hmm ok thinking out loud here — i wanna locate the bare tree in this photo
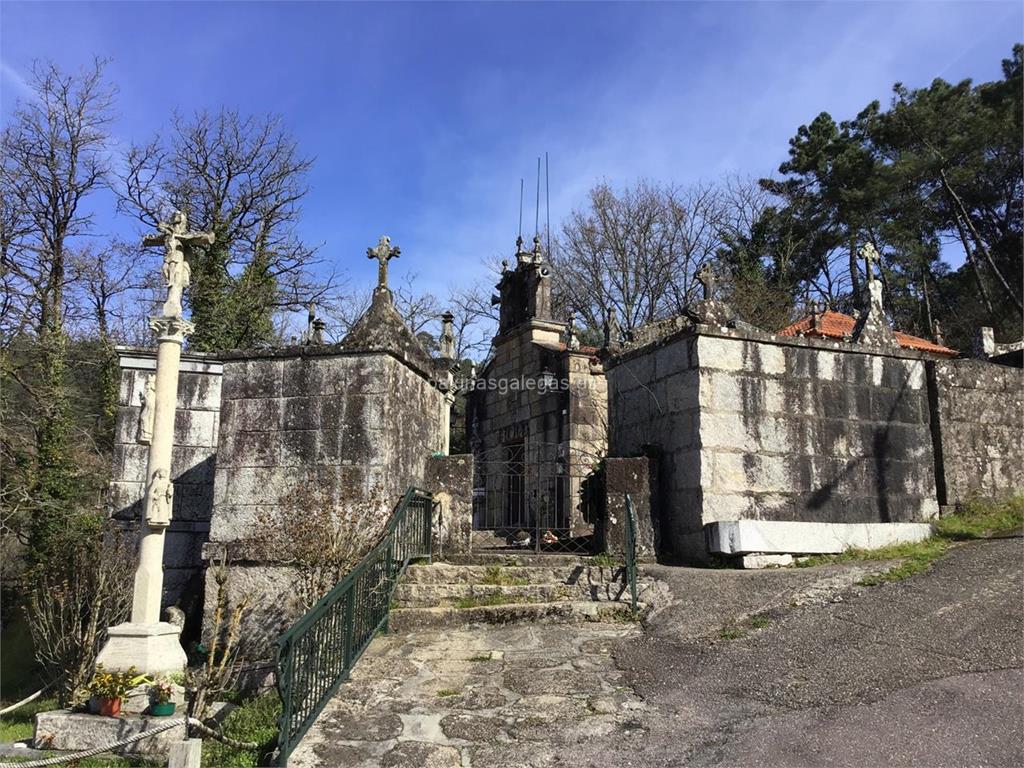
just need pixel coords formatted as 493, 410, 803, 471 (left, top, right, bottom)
552, 180, 733, 336
446, 280, 498, 360
0, 58, 115, 343
117, 109, 339, 350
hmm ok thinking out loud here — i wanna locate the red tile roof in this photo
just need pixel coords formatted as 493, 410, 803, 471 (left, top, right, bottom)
779, 310, 957, 357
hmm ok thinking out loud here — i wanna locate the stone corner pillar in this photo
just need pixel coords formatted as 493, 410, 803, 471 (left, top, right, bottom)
424, 454, 475, 556
603, 457, 656, 559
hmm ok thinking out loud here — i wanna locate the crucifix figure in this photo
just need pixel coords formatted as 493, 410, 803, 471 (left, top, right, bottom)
696, 262, 716, 301
859, 242, 884, 313
367, 235, 400, 291
142, 210, 215, 318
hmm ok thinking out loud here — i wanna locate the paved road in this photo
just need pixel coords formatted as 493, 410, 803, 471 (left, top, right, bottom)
294, 538, 1023, 768
585, 537, 1024, 767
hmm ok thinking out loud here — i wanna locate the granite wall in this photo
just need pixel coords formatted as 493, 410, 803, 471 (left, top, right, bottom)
606, 328, 942, 562
108, 349, 222, 615
204, 347, 448, 655
931, 358, 1024, 505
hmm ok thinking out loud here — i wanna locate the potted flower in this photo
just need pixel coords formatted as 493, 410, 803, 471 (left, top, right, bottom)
87, 665, 139, 717
149, 677, 176, 716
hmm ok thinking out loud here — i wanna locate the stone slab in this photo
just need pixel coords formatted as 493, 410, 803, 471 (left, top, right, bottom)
33, 709, 185, 758
740, 553, 795, 569
706, 520, 932, 556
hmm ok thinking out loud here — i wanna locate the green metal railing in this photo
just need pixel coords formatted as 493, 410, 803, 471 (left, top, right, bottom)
275, 487, 433, 766
624, 492, 639, 613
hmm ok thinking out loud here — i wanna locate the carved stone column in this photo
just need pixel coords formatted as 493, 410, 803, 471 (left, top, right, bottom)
96, 316, 194, 674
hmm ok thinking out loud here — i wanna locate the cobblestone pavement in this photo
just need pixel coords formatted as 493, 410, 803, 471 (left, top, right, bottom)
290, 621, 648, 768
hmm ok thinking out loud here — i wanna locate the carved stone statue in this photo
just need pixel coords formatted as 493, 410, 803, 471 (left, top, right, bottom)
137, 375, 156, 444
367, 235, 400, 291
604, 307, 622, 348
142, 210, 215, 318
145, 468, 173, 528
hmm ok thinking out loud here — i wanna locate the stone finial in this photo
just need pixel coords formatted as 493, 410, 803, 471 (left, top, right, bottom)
852, 243, 897, 348
312, 318, 326, 345
367, 235, 400, 291
603, 307, 622, 348
695, 262, 716, 301
932, 320, 945, 347
142, 210, 214, 319
860, 242, 884, 314
532, 235, 543, 262
439, 311, 456, 359
975, 326, 996, 358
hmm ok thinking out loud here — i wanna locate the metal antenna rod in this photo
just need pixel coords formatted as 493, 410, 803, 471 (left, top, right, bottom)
518, 178, 524, 241
535, 156, 541, 237
545, 152, 551, 256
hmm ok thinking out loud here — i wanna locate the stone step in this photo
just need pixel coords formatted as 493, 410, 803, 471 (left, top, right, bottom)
441, 553, 605, 567
403, 562, 625, 586
393, 582, 619, 608
387, 599, 640, 632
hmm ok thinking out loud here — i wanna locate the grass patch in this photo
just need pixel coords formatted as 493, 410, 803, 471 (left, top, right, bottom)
436, 688, 460, 698
591, 553, 624, 568
478, 566, 528, 586
201, 692, 281, 768
719, 626, 748, 640
796, 497, 1023, 585
0, 697, 58, 743
452, 594, 537, 609
720, 613, 772, 640
467, 654, 492, 662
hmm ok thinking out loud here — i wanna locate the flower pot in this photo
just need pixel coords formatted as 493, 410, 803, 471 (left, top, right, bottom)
150, 701, 176, 717
97, 697, 121, 717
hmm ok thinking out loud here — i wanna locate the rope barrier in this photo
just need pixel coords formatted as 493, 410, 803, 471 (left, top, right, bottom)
0, 716, 260, 768
0, 690, 44, 717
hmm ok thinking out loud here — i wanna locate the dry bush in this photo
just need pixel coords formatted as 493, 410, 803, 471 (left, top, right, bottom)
24, 516, 136, 706
246, 484, 391, 612
186, 552, 250, 722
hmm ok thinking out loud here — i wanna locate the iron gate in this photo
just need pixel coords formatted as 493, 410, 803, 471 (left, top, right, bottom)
472, 442, 602, 554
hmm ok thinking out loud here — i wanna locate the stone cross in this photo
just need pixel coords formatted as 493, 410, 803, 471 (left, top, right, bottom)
142, 210, 214, 318
859, 243, 884, 313
367, 235, 400, 291
696, 262, 716, 301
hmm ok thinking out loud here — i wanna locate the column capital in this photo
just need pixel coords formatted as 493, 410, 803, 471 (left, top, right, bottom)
149, 315, 196, 343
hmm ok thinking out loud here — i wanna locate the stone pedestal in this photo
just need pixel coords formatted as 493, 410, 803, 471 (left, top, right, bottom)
94, 622, 187, 675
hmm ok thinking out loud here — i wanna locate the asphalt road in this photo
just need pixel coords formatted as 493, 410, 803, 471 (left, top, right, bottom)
573, 537, 1024, 768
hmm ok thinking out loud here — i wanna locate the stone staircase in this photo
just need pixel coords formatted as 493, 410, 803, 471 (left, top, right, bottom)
388, 555, 644, 631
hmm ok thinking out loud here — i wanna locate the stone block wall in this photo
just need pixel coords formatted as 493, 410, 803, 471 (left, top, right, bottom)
696, 333, 938, 534
205, 348, 447, 654
606, 336, 702, 559
931, 358, 1024, 505
606, 328, 942, 562
108, 349, 222, 612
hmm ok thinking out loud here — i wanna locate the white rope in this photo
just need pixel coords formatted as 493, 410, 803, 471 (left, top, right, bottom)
0, 689, 44, 716
0, 716, 260, 768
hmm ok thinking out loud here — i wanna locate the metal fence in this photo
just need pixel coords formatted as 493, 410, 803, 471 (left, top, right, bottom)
275, 487, 433, 766
624, 492, 639, 613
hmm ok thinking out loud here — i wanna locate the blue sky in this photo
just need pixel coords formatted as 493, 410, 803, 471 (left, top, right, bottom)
1, 1, 1020, 304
